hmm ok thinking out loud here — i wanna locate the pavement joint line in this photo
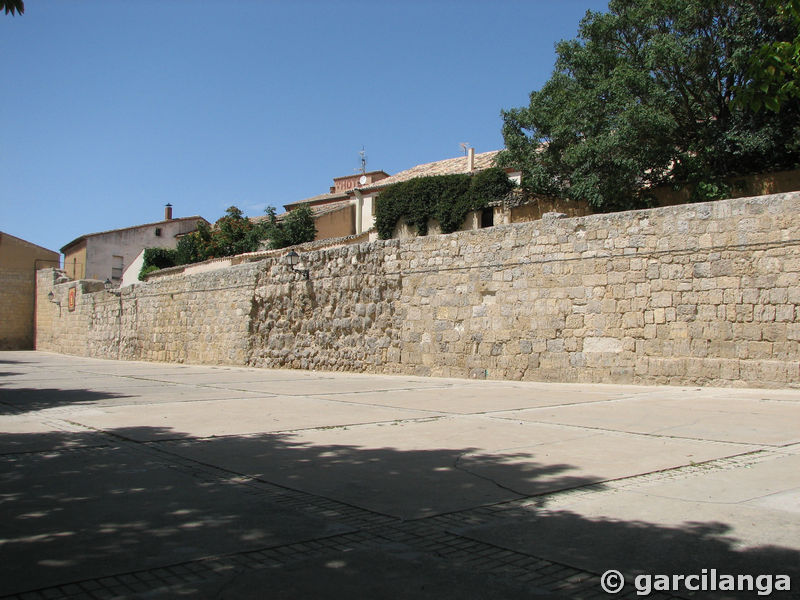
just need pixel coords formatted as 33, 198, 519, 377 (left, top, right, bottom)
415, 448, 778, 526
466, 392, 665, 417
248, 414, 448, 434
280, 384, 461, 398
485, 414, 769, 447
452, 450, 533, 497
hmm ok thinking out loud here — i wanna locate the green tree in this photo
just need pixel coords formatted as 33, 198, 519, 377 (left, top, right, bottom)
211, 206, 265, 256
2, 0, 24, 15
498, 0, 800, 212
262, 204, 317, 249
173, 229, 209, 265
144, 208, 267, 276
739, 0, 800, 112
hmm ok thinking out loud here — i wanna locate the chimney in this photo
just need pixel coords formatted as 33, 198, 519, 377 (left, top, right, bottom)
164, 203, 173, 220
467, 147, 475, 172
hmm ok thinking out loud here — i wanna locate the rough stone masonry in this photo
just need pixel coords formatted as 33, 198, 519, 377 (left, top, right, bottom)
36, 191, 800, 388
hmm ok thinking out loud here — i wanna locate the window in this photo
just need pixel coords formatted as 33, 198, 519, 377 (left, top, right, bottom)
111, 255, 123, 281
155, 228, 162, 237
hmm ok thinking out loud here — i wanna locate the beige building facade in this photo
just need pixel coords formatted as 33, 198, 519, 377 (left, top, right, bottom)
0, 232, 60, 349
61, 206, 208, 283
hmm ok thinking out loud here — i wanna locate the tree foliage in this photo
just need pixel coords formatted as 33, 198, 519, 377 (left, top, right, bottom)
138, 204, 320, 279
739, 0, 800, 112
170, 206, 266, 263
498, 0, 800, 212
139, 208, 271, 279
374, 167, 515, 239
262, 204, 317, 249
1, 0, 23, 15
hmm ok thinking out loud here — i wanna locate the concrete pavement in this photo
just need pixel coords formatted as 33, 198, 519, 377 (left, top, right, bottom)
1, 351, 799, 599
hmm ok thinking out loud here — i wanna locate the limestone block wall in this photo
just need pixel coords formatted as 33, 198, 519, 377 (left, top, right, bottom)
36, 192, 800, 388
38, 263, 259, 366
392, 197, 800, 386
36, 270, 113, 356
0, 269, 36, 350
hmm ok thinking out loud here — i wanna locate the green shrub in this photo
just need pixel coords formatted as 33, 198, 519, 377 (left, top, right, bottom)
691, 181, 732, 203
143, 247, 178, 269
138, 264, 160, 281
138, 247, 178, 280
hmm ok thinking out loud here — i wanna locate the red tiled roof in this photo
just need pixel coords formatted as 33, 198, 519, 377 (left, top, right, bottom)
358, 150, 502, 192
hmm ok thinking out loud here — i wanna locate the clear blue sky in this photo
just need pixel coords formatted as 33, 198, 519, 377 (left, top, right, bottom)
1, 0, 608, 256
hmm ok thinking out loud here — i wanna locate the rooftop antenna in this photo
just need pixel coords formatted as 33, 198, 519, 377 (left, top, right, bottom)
359, 147, 367, 174
460, 142, 471, 156
355, 147, 368, 186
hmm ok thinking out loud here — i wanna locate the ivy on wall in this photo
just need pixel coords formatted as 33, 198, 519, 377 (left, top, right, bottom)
374, 167, 515, 239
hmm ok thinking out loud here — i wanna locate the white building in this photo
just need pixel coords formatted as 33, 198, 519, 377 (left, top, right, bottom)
60, 205, 209, 283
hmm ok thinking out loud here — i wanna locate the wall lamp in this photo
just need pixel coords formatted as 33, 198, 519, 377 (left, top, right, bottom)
283, 250, 309, 279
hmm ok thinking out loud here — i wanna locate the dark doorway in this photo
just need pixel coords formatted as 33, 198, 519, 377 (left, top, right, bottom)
481, 207, 494, 228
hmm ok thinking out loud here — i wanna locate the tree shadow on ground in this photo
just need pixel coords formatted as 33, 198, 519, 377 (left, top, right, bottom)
0, 356, 26, 379
0, 387, 132, 416
0, 399, 798, 598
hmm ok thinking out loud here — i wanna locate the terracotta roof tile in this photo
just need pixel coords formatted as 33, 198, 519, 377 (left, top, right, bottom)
283, 191, 350, 209
251, 200, 352, 224
359, 150, 502, 192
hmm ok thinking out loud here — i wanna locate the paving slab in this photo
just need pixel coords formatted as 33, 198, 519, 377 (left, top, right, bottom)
0, 415, 106, 454
144, 548, 564, 600
69, 396, 438, 440
67, 362, 226, 376
457, 449, 800, 598
0, 443, 351, 596
0, 373, 112, 385
131, 370, 329, 386
2, 351, 800, 600
311, 385, 645, 414
199, 377, 457, 396
508, 395, 800, 445
162, 416, 756, 519
0, 384, 269, 416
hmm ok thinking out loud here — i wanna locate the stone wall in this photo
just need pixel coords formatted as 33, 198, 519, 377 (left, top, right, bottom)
0, 269, 36, 350
1, 232, 60, 350
36, 192, 800, 388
